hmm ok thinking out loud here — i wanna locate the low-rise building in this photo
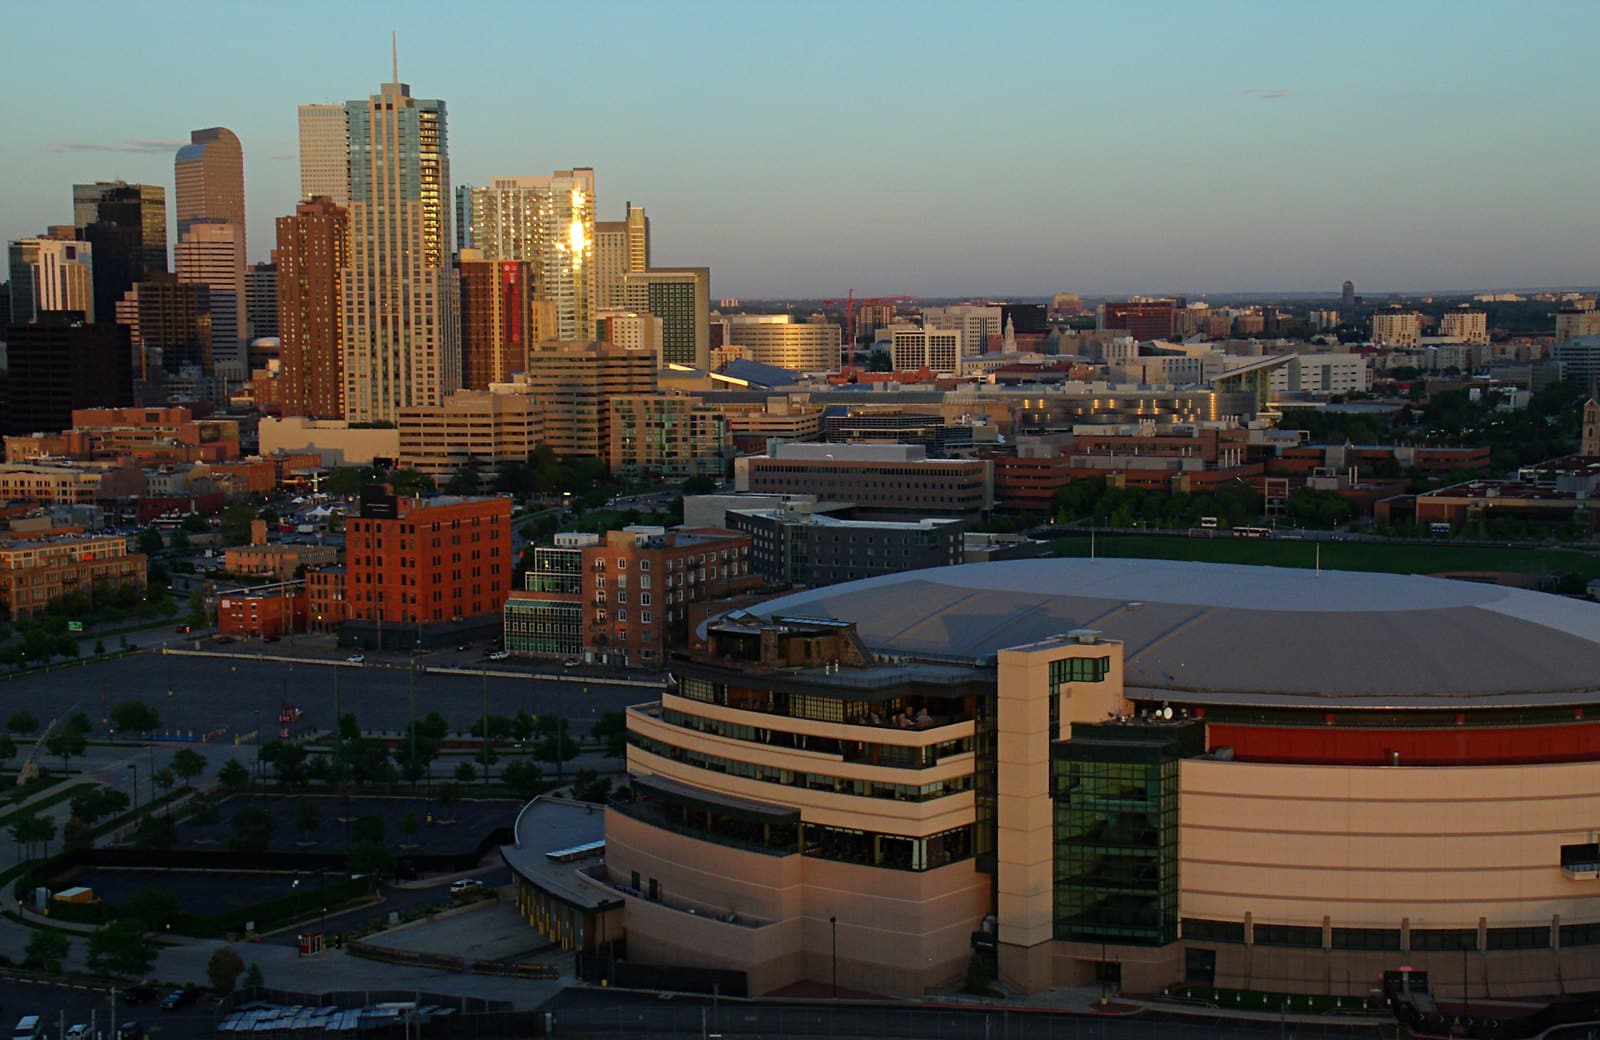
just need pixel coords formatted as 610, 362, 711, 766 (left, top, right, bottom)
397, 391, 543, 479
608, 395, 731, 481
727, 504, 963, 589
222, 542, 338, 580
257, 417, 400, 467
217, 583, 308, 639
306, 565, 347, 632
503, 532, 597, 659
735, 443, 992, 521
0, 531, 146, 621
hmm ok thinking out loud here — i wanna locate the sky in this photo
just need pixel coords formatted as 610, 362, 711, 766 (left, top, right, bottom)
3, 0, 1597, 299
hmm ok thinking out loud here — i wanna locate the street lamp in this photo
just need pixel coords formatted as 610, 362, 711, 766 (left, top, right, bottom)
126, 763, 138, 813
829, 915, 838, 997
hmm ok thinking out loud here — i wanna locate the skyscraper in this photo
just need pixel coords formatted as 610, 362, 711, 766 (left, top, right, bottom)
622, 267, 710, 369
115, 274, 210, 375
8, 237, 95, 323
275, 196, 348, 418
458, 249, 533, 389
1341, 280, 1355, 308
174, 127, 246, 252
245, 262, 278, 340
340, 74, 459, 422
175, 222, 247, 377
595, 201, 650, 310
77, 182, 167, 320
459, 169, 596, 341
1, 312, 132, 436
298, 104, 350, 206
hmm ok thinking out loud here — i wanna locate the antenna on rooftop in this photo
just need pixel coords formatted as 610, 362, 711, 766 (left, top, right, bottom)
391, 31, 399, 83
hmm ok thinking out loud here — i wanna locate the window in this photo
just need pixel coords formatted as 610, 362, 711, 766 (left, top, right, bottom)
1253, 924, 1322, 949
1183, 919, 1245, 944
1050, 656, 1112, 685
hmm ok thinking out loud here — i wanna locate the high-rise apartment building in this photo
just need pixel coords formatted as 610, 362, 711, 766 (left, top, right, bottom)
1, 313, 132, 437
174, 127, 246, 252
78, 183, 167, 321
1439, 306, 1488, 345
1556, 310, 1600, 343
245, 262, 278, 340
594, 202, 650, 310
458, 170, 596, 341
622, 267, 710, 370
723, 314, 841, 371
275, 196, 349, 418
115, 275, 210, 375
174, 222, 247, 377
1371, 307, 1423, 347
924, 304, 1002, 357
8, 238, 95, 323
340, 77, 460, 422
458, 249, 533, 389
297, 104, 351, 206
518, 340, 657, 458
608, 394, 731, 480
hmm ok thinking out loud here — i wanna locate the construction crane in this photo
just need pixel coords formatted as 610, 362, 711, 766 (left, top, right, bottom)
821, 290, 918, 368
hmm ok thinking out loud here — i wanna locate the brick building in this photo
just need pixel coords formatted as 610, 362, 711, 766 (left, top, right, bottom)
581, 526, 757, 667
217, 584, 308, 639
734, 443, 992, 521
306, 565, 347, 631
344, 488, 512, 644
0, 532, 146, 621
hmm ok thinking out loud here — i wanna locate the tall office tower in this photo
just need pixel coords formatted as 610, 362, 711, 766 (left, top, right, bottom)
923, 304, 1003, 356
460, 169, 596, 340
174, 222, 246, 377
594, 201, 650, 310
0, 313, 132, 436
1341, 280, 1356, 308
340, 75, 459, 422
458, 249, 533, 389
245, 262, 278, 340
116, 275, 211, 374
174, 128, 246, 251
621, 267, 710, 369
275, 197, 349, 418
78, 183, 167, 320
298, 104, 350, 206
8, 238, 95, 323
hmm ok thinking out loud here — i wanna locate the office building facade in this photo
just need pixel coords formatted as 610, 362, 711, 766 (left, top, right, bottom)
735, 443, 992, 521
174, 221, 247, 377
886, 324, 962, 373
623, 268, 710, 370
275, 197, 349, 418
344, 487, 511, 628
174, 127, 246, 250
518, 341, 657, 459
724, 315, 841, 371
608, 395, 732, 480
1, 314, 132, 437
458, 250, 533, 389
1098, 299, 1177, 341
78, 183, 167, 322
728, 507, 964, 588
396, 390, 543, 478
297, 104, 350, 206
8, 238, 95, 323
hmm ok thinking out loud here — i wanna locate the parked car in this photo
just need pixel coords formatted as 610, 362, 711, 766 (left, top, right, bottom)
158, 989, 195, 1011
116, 1022, 143, 1040
563, 658, 582, 669
345, 653, 365, 664
173, 624, 192, 634
263, 634, 280, 643
120, 985, 158, 1005
65, 1025, 90, 1040
213, 635, 235, 645
449, 879, 484, 895
487, 650, 510, 661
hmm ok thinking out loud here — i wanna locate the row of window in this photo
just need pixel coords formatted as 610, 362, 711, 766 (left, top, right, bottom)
1182, 919, 1582, 952
629, 732, 973, 802
659, 707, 973, 768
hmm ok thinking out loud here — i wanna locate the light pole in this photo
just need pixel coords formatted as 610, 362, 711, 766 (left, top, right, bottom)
126, 763, 138, 813
829, 915, 838, 997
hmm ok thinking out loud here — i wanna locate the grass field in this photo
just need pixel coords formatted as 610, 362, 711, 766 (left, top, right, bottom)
1046, 533, 1600, 582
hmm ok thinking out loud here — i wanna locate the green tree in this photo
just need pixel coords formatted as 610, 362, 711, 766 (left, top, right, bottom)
501, 759, 544, 799
186, 588, 208, 630
24, 929, 69, 974
109, 699, 161, 736
170, 527, 191, 552
207, 945, 245, 994
443, 457, 483, 496
135, 529, 164, 556
259, 740, 309, 786
230, 806, 276, 854
170, 748, 207, 787
70, 787, 129, 825
592, 711, 628, 756
132, 815, 177, 850
453, 760, 477, 783
7, 713, 38, 736
217, 758, 250, 794
87, 917, 155, 977
352, 814, 384, 844
66, 712, 92, 736
62, 817, 94, 851
295, 799, 322, 842
219, 504, 257, 546
152, 767, 176, 805
126, 887, 181, 931
388, 468, 436, 496
10, 813, 57, 861
0, 734, 17, 765
44, 725, 87, 772
400, 810, 420, 846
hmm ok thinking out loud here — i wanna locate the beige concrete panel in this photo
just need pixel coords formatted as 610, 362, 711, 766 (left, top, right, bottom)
620, 894, 804, 994
605, 809, 803, 922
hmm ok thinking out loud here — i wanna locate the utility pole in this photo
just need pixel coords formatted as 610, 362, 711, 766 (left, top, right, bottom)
481, 667, 490, 787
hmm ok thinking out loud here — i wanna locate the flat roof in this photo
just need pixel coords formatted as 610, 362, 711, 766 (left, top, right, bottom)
743, 558, 1600, 702
499, 798, 615, 911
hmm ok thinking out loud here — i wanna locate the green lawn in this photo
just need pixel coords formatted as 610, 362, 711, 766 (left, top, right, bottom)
1047, 533, 1600, 582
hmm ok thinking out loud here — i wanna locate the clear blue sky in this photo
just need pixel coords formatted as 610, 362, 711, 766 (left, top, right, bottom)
3, 0, 1596, 298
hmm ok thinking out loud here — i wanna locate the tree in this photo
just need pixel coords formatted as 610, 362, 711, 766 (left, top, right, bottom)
170, 528, 191, 552
66, 712, 92, 736
9, 813, 56, 861
572, 768, 612, 804
24, 929, 69, 974
443, 457, 483, 496
109, 699, 161, 737
453, 760, 477, 783
131, 815, 177, 850
400, 810, 420, 846
186, 588, 208, 630
207, 945, 245, 995
152, 768, 176, 805
295, 799, 322, 842
244, 962, 264, 989
87, 917, 156, 977
219, 504, 257, 546
170, 748, 207, 787
70, 787, 129, 825
348, 840, 395, 883
126, 887, 181, 931
135, 529, 164, 556
44, 726, 86, 773
592, 711, 628, 756
217, 758, 250, 794
501, 759, 544, 799
680, 474, 717, 496
62, 816, 94, 851
352, 814, 384, 845
259, 740, 308, 786
7, 713, 38, 736
0, 734, 17, 766
437, 782, 461, 821
230, 806, 276, 854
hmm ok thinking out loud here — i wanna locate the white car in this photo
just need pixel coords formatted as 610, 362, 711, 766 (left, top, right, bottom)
346, 653, 365, 664
449, 879, 484, 895
487, 650, 510, 661
66, 1026, 90, 1040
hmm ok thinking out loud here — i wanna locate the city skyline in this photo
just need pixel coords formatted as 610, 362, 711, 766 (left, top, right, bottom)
3, 0, 1598, 297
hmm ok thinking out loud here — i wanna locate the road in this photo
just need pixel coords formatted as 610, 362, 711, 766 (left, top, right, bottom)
544, 990, 1388, 1040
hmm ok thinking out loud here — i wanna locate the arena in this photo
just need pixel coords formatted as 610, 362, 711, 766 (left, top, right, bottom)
514, 557, 1600, 1000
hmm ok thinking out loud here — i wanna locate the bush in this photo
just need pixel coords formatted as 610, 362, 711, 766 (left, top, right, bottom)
207, 945, 245, 994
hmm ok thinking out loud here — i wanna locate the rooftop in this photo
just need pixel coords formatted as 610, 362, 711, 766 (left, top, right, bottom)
498, 798, 615, 911
742, 558, 1600, 705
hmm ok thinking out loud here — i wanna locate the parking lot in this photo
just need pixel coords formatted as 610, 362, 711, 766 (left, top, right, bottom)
0, 652, 649, 747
